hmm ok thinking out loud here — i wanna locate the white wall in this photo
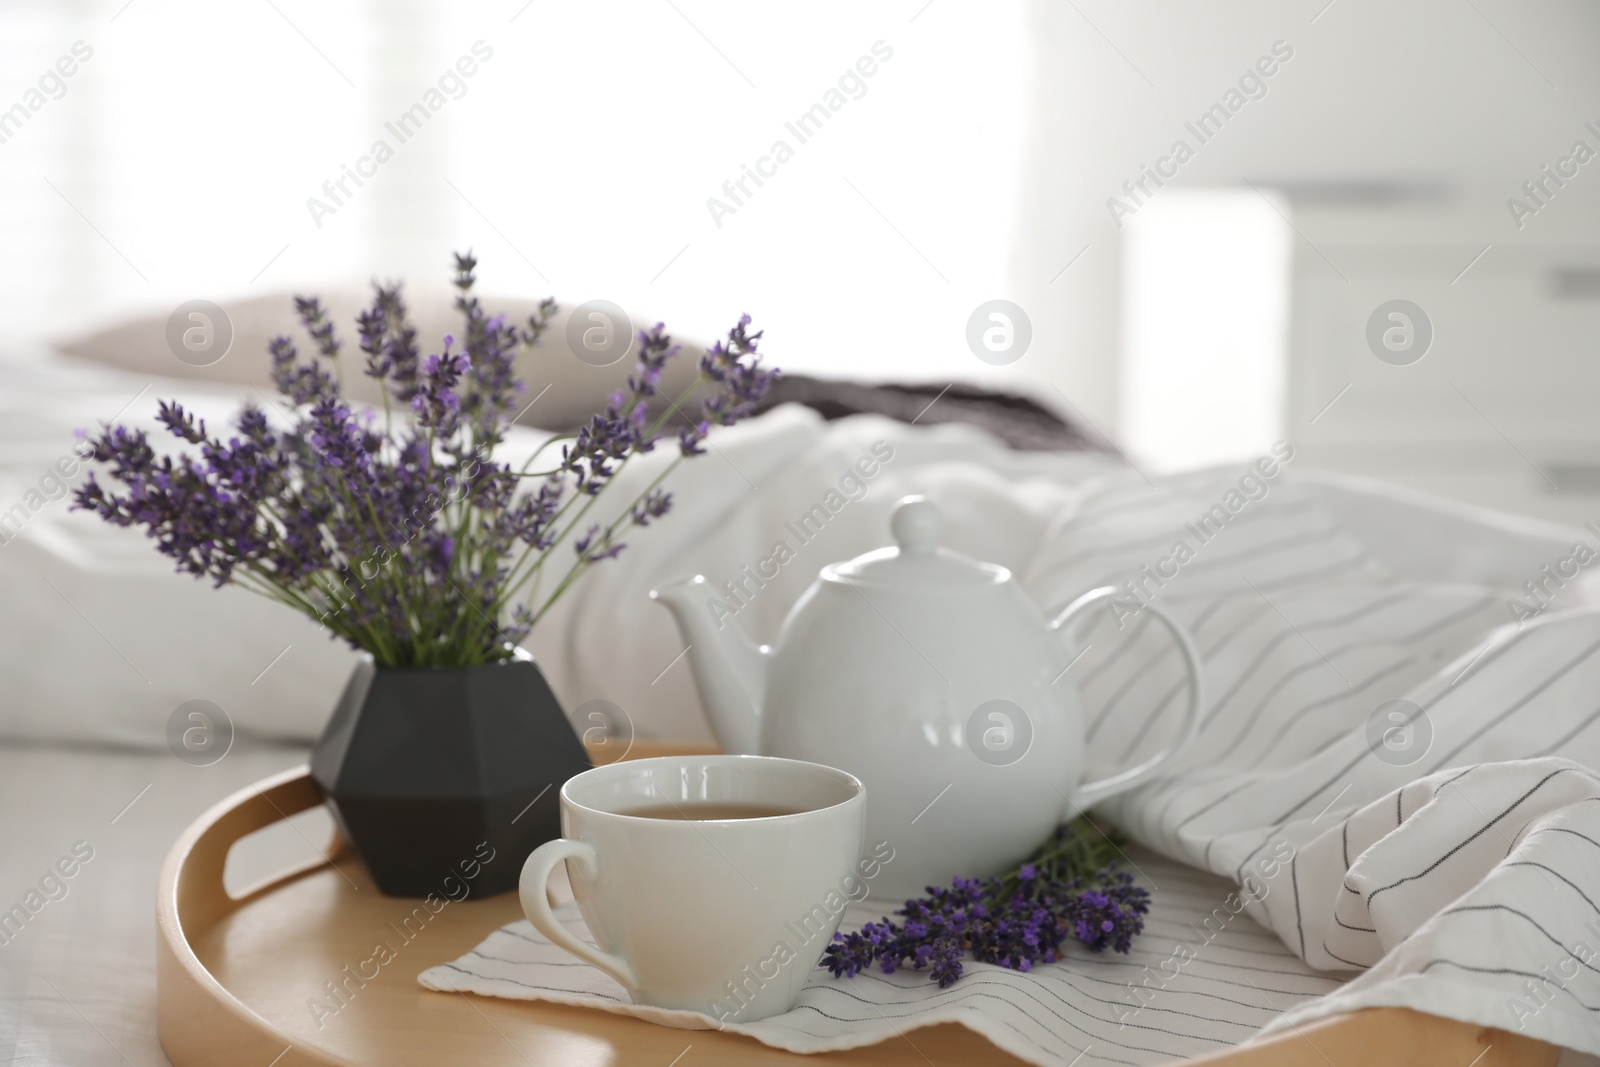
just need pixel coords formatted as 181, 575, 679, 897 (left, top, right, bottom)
1009, 0, 1600, 519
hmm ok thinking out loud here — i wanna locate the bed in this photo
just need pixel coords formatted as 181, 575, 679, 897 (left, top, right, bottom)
5, 316, 1600, 1065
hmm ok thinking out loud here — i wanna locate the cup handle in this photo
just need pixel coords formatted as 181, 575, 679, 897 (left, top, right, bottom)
519, 839, 639, 989
1048, 586, 1205, 813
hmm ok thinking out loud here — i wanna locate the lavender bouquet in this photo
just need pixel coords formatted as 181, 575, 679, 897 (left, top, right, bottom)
73, 253, 777, 667
824, 820, 1149, 987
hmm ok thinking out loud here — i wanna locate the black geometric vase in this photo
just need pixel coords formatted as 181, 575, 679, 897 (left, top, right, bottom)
310, 650, 591, 898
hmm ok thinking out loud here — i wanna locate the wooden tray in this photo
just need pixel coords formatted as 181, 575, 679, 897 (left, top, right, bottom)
157, 741, 1558, 1067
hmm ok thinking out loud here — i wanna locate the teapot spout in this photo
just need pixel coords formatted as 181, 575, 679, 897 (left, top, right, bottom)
649, 576, 769, 755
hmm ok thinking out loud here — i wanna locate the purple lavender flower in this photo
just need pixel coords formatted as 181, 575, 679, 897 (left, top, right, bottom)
357, 303, 392, 381
306, 398, 376, 471
375, 284, 424, 403
629, 324, 678, 399
294, 296, 342, 361
451, 252, 545, 443
423, 530, 455, 573
698, 314, 778, 428
631, 489, 672, 526
411, 339, 471, 432
572, 524, 625, 563
269, 335, 337, 406
156, 400, 206, 444
677, 421, 709, 458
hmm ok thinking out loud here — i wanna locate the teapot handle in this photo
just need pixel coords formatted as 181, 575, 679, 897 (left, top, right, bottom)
1047, 586, 1204, 813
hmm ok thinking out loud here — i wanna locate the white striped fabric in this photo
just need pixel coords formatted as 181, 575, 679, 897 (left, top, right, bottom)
424, 467, 1600, 1062
1032, 470, 1600, 1057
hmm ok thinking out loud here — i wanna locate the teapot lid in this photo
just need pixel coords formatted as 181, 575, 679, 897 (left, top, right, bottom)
825, 497, 1007, 588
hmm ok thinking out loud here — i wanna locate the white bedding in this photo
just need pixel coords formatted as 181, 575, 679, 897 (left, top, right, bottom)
0, 345, 1124, 747
0, 741, 311, 1065
8, 346, 1600, 1062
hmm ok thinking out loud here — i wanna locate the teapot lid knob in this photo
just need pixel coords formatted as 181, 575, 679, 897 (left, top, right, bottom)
891, 496, 941, 556
827, 494, 1002, 586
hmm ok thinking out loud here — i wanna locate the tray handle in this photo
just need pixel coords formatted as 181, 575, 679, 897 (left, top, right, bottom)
171, 765, 337, 937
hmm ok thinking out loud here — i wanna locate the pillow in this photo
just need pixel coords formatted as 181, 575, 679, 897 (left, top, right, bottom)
51, 290, 708, 432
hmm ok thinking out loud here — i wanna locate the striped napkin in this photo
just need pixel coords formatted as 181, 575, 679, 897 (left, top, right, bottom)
419, 846, 1346, 1066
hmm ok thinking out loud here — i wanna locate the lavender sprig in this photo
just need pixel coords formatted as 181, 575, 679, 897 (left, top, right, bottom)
500, 315, 779, 633
823, 821, 1150, 988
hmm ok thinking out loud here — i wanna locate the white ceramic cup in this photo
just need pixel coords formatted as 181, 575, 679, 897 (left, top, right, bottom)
519, 754, 867, 1024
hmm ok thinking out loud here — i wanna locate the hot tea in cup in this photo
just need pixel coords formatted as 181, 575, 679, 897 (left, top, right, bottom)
519, 754, 880, 1024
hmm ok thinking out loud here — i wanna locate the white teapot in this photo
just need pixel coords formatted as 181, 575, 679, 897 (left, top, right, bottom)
651, 496, 1204, 900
